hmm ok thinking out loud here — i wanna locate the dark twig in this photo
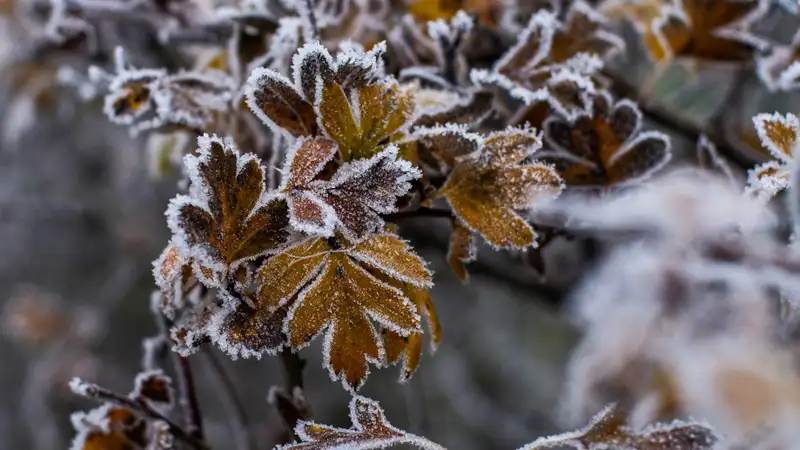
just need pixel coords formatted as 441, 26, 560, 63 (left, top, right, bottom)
280, 348, 306, 391
70, 379, 210, 450
201, 348, 254, 450
387, 207, 453, 221
157, 313, 205, 441
271, 348, 312, 442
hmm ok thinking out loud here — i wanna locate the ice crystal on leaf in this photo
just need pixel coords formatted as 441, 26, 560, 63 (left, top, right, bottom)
69, 373, 176, 450
166, 134, 290, 285
614, 0, 769, 63
277, 137, 420, 239
540, 90, 671, 188
278, 395, 445, 450
100, 48, 234, 136
435, 127, 564, 249
245, 41, 386, 138
518, 403, 718, 450
746, 112, 800, 200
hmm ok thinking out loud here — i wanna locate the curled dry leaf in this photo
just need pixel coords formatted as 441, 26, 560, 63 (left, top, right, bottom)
166, 134, 290, 284
447, 219, 477, 282
614, 0, 769, 63
746, 112, 799, 200
541, 90, 671, 188
278, 395, 445, 450
435, 127, 564, 249
518, 403, 718, 450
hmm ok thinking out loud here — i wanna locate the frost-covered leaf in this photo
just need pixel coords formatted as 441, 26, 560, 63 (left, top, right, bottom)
745, 112, 800, 200
166, 134, 290, 282
618, 0, 769, 62
436, 127, 564, 248
317, 77, 416, 161
276, 139, 420, 239
380, 279, 441, 382
518, 403, 718, 450
278, 395, 445, 449
312, 146, 420, 239
757, 30, 800, 91
413, 124, 484, 171
549, 1, 626, 64
102, 49, 234, 135
272, 233, 430, 390
131, 370, 173, 412
280, 138, 339, 236
414, 89, 495, 128
541, 91, 671, 187
447, 219, 476, 282
696, 135, 739, 187
246, 41, 385, 138
69, 375, 178, 450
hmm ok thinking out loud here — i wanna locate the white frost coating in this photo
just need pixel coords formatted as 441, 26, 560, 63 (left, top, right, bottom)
495, 10, 558, 74
130, 369, 174, 412
348, 234, 434, 288
278, 395, 447, 449
68, 377, 96, 397
286, 190, 337, 236
292, 40, 335, 98
244, 68, 297, 132
753, 112, 800, 163
608, 130, 672, 184
746, 160, 791, 201
412, 123, 485, 163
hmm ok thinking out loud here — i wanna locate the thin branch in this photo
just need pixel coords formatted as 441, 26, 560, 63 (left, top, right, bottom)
386, 207, 453, 221
158, 313, 205, 441
70, 379, 210, 450
281, 347, 306, 391
201, 347, 255, 450
271, 348, 312, 442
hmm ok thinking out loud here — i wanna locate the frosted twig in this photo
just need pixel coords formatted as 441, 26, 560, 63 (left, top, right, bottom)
69, 378, 209, 450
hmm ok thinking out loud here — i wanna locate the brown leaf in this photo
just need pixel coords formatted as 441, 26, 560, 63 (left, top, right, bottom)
436, 128, 564, 249
542, 91, 671, 187
246, 68, 319, 137
167, 134, 289, 281
317, 78, 416, 161
281, 395, 442, 449
549, 0, 625, 64
265, 233, 432, 390
622, 0, 769, 63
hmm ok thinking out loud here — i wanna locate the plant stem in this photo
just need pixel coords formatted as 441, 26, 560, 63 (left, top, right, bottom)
72, 380, 209, 450
387, 207, 453, 221
301, 0, 319, 42
202, 347, 254, 450
158, 313, 205, 441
